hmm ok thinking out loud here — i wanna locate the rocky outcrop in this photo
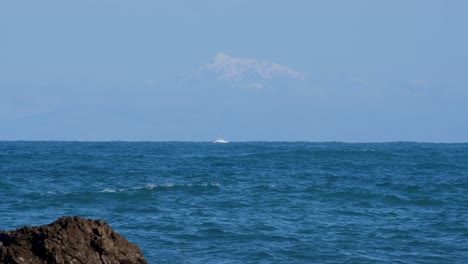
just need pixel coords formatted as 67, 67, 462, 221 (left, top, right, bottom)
0, 216, 147, 264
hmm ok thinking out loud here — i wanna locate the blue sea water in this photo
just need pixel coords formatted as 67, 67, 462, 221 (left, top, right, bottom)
1, 141, 467, 263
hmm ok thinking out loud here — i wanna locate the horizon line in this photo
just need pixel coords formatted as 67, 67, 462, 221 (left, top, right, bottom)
0, 140, 466, 144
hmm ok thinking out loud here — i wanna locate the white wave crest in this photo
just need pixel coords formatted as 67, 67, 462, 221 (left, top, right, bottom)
100, 188, 116, 193
100, 183, 220, 193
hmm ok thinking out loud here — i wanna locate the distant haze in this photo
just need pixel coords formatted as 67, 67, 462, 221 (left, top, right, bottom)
1, 1, 467, 142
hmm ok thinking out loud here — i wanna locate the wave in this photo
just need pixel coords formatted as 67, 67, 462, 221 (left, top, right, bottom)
234, 148, 397, 161
99, 183, 220, 193
100, 188, 117, 193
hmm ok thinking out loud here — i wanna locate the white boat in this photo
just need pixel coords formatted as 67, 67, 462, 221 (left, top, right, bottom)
213, 138, 229, 143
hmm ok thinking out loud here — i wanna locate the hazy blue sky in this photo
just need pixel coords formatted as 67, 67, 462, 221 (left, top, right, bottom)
1, 0, 467, 142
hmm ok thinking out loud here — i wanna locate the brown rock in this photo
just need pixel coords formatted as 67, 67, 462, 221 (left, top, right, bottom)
0, 216, 148, 264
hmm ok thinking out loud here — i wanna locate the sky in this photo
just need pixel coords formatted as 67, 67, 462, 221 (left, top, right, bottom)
1, 0, 467, 142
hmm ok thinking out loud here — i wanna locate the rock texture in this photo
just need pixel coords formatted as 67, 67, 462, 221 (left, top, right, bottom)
0, 216, 147, 264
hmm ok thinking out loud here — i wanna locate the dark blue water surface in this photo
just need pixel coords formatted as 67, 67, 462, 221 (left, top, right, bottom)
1, 142, 467, 263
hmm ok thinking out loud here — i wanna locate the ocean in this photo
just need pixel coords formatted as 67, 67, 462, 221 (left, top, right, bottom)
1, 141, 467, 263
